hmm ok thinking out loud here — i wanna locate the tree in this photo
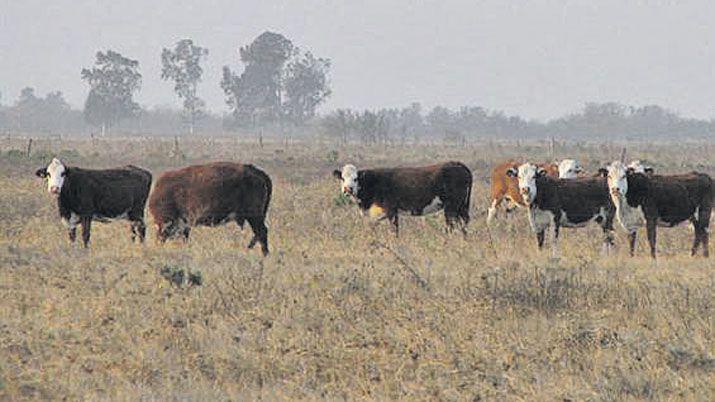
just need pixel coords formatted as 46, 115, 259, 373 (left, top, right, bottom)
221, 31, 331, 131
283, 52, 331, 125
221, 31, 296, 128
81, 50, 141, 136
161, 39, 209, 135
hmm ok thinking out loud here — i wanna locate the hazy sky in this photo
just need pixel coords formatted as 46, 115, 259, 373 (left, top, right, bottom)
2, 0, 714, 121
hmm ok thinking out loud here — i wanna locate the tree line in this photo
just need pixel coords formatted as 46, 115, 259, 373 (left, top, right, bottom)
0, 31, 331, 137
320, 102, 715, 143
0, 29, 713, 140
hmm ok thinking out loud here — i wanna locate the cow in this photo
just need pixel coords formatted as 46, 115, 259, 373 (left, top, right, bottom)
596, 160, 654, 178
558, 159, 585, 178
332, 161, 472, 235
34, 158, 152, 247
506, 163, 615, 257
148, 162, 272, 256
487, 159, 583, 224
606, 161, 712, 258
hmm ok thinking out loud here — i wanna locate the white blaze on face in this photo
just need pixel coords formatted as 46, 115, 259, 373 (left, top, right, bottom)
607, 161, 628, 198
558, 159, 582, 178
339, 164, 359, 195
607, 161, 644, 231
516, 163, 539, 205
627, 160, 646, 174
45, 158, 66, 195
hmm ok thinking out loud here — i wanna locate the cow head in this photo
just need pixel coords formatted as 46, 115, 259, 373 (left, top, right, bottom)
35, 158, 67, 196
333, 164, 360, 196
607, 161, 629, 198
506, 163, 545, 205
154, 219, 186, 243
558, 159, 583, 178
627, 160, 654, 175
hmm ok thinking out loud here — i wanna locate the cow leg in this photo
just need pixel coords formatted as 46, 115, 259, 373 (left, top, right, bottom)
551, 223, 560, 259
646, 219, 657, 259
182, 227, 191, 242
137, 220, 146, 243
247, 217, 269, 256
236, 217, 258, 248
486, 198, 501, 224
536, 230, 545, 249
691, 220, 702, 257
390, 213, 399, 237
701, 229, 709, 257
68, 228, 77, 243
444, 210, 457, 234
697, 206, 711, 257
628, 231, 637, 257
601, 229, 615, 256
247, 235, 258, 249
80, 216, 92, 248
459, 212, 469, 237
130, 220, 146, 243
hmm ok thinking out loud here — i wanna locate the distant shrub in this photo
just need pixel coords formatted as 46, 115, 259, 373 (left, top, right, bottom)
326, 150, 339, 163
160, 265, 202, 288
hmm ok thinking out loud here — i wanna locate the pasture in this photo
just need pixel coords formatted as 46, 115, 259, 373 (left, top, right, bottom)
0, 136, 713, 400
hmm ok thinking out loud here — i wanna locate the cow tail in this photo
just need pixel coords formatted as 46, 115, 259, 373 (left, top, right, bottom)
463, 168, 472, 218
263, 173, 272, 218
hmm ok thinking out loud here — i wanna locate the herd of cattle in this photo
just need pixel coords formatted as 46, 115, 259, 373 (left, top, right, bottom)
34, 156, 713, 259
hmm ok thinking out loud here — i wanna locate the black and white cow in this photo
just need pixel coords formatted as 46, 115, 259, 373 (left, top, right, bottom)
35, 158, 152, 247
506, 163, 615, 257
332, 162, 472, 235
606, 161, 712, 258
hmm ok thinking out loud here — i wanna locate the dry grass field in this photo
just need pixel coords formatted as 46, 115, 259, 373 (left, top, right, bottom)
0, 136, 713, 401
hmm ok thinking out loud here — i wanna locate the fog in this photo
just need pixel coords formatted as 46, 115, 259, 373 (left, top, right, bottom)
2, 0, 714, 121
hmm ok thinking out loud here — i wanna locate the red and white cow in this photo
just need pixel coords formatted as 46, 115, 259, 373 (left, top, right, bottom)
487, 159, 583, 224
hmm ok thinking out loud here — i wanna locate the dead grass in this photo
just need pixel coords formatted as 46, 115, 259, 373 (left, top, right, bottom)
0, 137, 713, 400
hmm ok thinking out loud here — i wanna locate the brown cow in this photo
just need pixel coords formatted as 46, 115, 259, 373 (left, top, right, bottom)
487, 160, 560, 224
607, 161, 712, 258
332, 161, 472, 235
149, 162, 272, 255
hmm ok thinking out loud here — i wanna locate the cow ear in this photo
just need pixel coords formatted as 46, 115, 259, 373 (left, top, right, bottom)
596, 168, 608, 177
644, 167, 654, 174
505, 168, 518, 178
35, 168, 48, 178
332, 170, 342, 180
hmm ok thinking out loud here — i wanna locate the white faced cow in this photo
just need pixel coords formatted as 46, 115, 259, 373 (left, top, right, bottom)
626, 160, 654, 175
35, 158, 152, 247
487, 159, 583, 224
506, 163, 615, 257
606, 161, 712, 258
557, 159, 584, 179
333, 162, 472, 235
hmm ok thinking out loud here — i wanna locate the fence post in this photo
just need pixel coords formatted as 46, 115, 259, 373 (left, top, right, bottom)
26, 138, 33, 158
